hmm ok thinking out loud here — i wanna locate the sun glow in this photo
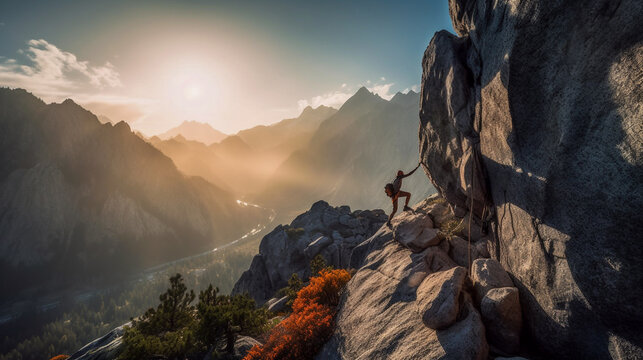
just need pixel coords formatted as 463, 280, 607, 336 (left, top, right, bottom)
159, 58, 223, 126
183, 83, 202, 100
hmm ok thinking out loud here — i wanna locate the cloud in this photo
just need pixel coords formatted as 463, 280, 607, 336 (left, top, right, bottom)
297, 89, 354, 111
297, 79, 408, 112
402, 84, 420, 94
367, 82, 395, 100
0, 39, 121, 100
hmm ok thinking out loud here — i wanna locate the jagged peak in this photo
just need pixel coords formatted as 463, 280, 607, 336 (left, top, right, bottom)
114, 120, 131, 133
338, 86, 384, 112
354, 86, 372, 96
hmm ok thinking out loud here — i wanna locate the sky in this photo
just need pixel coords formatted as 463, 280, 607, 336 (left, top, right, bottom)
0, 0, 453, 135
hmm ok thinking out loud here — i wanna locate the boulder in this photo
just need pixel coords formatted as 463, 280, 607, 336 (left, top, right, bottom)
481, 287, 522, 355
391, 212, 439, 251
435, 299, 489, 360
424, 246, 458, 273
448, 236, 483, 268
411, 227, 441, 251
471, 259, 513, 304
393, 212, 433, 238
416, 266, 467, 330
421, 0, 643, 357
416, 195, 454, 227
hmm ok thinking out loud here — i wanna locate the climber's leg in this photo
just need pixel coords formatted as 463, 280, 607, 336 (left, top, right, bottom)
398, 191, 412, 210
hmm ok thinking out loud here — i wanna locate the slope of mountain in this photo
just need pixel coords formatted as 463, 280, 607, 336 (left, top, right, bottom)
149, 106, 337, 197
257, 88, 435, 217
237, 105, 337, 152
0, 88, 267, 301
158, 120, 227, 145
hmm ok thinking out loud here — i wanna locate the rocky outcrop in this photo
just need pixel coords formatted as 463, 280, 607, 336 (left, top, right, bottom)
68, 323, 128, 360
419, 0, 643, 358
318, 197, 496, 360
232, 201, 387, 304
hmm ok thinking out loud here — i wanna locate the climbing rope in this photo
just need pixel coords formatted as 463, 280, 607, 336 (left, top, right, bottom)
468, 146, 475, 276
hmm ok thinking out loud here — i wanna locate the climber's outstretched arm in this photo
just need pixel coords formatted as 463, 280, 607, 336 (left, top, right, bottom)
400, 163, 421, 179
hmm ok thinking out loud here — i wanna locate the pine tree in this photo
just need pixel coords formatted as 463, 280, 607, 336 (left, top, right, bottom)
197, 288, 267, 354
134, 273, 195, 334
309, 254, 333, 277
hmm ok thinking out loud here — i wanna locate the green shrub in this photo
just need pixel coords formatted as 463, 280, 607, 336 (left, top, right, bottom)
278, 273, 303, 311
310, 254, 333, 277
285, 227, 305, 241
438, 218, 464, 241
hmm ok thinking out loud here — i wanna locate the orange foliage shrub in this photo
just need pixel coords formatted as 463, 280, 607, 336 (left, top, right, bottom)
244, 269, 351, 360
49, 356, 69, 360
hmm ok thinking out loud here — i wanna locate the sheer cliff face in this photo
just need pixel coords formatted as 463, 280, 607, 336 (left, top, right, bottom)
0, 88, 267, 299
420, 0, 642, 358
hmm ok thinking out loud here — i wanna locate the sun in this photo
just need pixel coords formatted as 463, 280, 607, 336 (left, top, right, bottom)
183, 83, 201, 100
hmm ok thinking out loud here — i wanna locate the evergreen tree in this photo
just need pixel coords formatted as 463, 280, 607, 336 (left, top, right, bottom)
134, 273, 195, 334
279, 273, 303, 310
309, 254, 333, 277
120, 274, 197, 360
197, 287, 267, 354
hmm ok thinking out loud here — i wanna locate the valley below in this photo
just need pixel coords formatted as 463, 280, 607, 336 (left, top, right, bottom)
0, 201, 277, 360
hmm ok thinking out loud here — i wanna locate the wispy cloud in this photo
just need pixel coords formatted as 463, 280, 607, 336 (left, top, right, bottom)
297, 78, 407, 112
0, 39, 156, 127
367, 82, 395, 100
297, 89, 354, 111
0, 39, 121, 100
402, 84, 420, 94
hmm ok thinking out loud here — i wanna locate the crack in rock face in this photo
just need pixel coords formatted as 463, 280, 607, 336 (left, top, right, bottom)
419, 0, 643, 358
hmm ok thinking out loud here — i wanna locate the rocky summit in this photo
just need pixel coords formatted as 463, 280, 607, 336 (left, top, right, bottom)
232, 200, 387, 305
419, 0, 643, 358
317, 195, 522, 359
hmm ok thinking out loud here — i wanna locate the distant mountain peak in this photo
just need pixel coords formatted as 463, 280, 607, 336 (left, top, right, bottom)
299, 104, 337, 118
355, 86, 372, 96
114, 120, 131, 132
158, 121, 227, 145
338, 86, 385, 112
390, 90, 420, 106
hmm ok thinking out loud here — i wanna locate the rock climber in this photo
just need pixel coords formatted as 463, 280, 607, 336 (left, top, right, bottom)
385, 163, 421, 228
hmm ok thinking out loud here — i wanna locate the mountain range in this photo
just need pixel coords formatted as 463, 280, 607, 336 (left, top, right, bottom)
151, 88, 435, 217
149, 105, 337, 197
257, 87, 434, 217
158, 120, 228, 145
0, 88, 268, 301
